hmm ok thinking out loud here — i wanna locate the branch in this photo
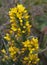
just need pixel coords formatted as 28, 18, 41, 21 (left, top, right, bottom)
38, 47, 47, 54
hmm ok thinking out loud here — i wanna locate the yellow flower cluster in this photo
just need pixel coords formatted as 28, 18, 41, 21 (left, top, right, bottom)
1, 49, 6, 54
9, 4, 29, 20
8, 4, 31, 40
23, 37, 39, 50
4, 4, 32, 42
1, 49, 9, 61
22, 37, 39, 64
1, 4, 39, 65
4, 33, 11, 41
24, 54, 39, 64
1, 45, 19, 62
8, 45, 19, 61
2, 37, 39, 64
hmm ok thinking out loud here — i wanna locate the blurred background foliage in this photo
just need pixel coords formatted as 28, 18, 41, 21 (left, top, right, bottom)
0, 0, 47, 65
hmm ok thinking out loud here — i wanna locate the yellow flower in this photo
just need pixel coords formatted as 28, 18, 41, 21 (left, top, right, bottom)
10, 19, 14, 23
8, 46, 18, 60
16, 12, 22, 19
9, 7, 17, 16
24, 10, 27, 13
9, 46, 19, 54
10, 52, 16, 56
11, 26, 17, 31
23, 26, 26, 28
22, 30, 25, 33
9, 46, 14, 52
9, 30, 13, 34
20, 19, 23, 23
1, 49, 6, 54
22, 40, 30, 47
10, 16, 15, 20
4, 33, 10, 41
30, 50, 33, 54
26, 21, 30, 26
24, 13, 30, 19
17, 4, 25, 13
32, 37, 38, 43
11, 22, 16, 26
31, 37, 39, 49
24, 57, 28, 60
18, 28, 21, 31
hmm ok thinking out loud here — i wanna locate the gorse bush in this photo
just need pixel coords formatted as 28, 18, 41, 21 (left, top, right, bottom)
1, 4, 39, 65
